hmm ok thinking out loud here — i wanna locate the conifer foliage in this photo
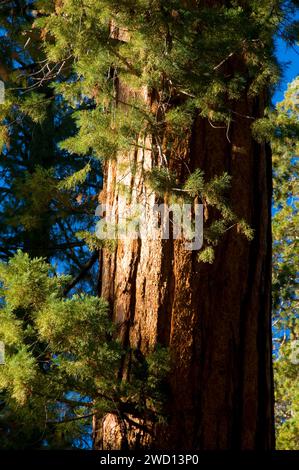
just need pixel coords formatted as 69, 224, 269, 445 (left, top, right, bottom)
0, 251, 169, 448
31, 0, 298, 253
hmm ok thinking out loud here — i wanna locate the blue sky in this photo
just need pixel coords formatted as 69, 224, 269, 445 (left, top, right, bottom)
273, 37, 299, 104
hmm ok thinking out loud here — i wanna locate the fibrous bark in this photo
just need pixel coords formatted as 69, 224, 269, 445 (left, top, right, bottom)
93, 3, 274, 449
93, 80, 274, 449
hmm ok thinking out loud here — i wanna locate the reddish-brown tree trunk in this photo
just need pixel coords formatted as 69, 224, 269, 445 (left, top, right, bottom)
93, 80, 274, 449
92, 2, 274, 448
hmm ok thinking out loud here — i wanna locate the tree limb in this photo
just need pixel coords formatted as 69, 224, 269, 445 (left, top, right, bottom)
63, 251, 99, 295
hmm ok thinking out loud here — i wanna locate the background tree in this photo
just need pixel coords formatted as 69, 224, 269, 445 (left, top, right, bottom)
269, 78, 298, 449
0, 0, 102, 448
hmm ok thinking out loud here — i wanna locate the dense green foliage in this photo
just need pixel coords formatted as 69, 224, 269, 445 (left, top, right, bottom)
270, 79, 299, 449
29, 0, 298, 256
0, 251, 170, 448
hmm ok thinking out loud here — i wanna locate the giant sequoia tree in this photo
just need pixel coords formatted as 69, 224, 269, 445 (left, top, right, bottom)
94, 3, 275, 450
0, 0, 298, 451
